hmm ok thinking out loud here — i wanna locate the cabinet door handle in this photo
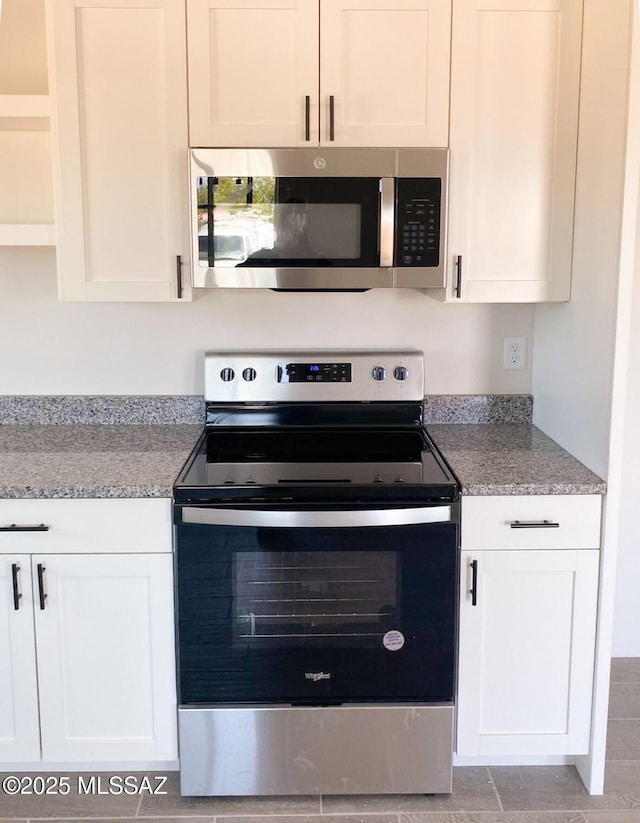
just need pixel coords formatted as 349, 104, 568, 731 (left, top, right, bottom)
37, 563, 47, 610
470, 559, 478, 606
11, 563, 22, 610
176, 255, 183, 299
329, 95, 335, 141
509, 520, 560, 529
455, 255, 462, 298
0, 523, 49, 532
305, 95, 310, 141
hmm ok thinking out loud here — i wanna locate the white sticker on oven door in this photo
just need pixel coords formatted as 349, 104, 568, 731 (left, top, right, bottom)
383, 630, 405, 651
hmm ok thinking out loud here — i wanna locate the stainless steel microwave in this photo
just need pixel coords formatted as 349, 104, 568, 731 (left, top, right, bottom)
190, 148, 448, 290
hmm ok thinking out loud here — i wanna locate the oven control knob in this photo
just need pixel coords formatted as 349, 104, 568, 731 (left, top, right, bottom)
394, 366, 409, 381
242, 367, 257, 382
374, 475, 384, 483
220, 367, 235, 382
371, 366, 387, 381
394, 476, 405, 483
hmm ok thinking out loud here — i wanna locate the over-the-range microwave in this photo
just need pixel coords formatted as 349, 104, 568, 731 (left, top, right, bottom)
189, 148, 448, 290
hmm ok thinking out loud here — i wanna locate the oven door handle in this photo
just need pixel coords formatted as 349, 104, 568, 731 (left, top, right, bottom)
179, 505, 452, 528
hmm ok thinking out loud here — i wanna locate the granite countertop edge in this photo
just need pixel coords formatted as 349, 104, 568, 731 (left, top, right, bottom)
458, 481, 607, 496
0, 485, 175, 500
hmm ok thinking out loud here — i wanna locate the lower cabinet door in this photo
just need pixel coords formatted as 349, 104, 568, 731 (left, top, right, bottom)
33, 553, 177, 762
0, 557, 40, 762
457, 549, 599, 756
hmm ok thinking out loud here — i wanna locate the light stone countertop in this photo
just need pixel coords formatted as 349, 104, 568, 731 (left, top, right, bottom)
0, 425, 203, 499
427, 423, 607, 495
0, 420, 606, 499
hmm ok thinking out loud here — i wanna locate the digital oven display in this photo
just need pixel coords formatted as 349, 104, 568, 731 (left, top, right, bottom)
282, 362, 352, 383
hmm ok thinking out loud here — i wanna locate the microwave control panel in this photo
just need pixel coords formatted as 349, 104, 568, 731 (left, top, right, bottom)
394, 178, 441, 268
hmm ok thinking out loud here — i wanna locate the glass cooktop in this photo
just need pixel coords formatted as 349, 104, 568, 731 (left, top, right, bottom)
174, 426, 458, 504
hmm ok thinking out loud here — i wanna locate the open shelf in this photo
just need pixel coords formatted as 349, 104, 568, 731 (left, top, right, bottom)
0, 95, 50, 118
0, 223, 55, 246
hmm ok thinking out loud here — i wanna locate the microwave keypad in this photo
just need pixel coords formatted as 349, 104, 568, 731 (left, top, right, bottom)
395, 178, 441, 267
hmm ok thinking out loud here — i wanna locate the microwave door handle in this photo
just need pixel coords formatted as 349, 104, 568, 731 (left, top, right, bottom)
207, 177, 215, 267
180, 506, 452, 528
379, 178, 395, 267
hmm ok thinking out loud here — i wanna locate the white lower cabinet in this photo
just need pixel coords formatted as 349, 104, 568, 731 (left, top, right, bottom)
0, 556, 40, 762
0, 549, 176, 763
35, 553, 176, 762
457, 547, 599, 756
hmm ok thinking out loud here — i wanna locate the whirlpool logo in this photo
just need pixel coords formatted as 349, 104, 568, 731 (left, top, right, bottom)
305, 672, 331, 682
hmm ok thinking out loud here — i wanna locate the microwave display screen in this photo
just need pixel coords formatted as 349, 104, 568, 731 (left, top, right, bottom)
196, 176, 380, 269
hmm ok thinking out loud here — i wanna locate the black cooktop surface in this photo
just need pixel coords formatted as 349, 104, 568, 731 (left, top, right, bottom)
174, 425, 458, 505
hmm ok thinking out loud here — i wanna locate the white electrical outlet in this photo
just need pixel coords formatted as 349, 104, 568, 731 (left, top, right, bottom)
503, 337, 527, 370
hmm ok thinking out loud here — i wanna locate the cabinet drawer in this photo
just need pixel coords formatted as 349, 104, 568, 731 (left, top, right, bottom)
461, 495, 602, 550
0, 499, 172, 554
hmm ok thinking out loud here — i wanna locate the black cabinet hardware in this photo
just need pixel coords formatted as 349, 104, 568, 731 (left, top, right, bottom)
470, 559, 478, 606
329, 95, 335, 141
37, 563, 47, 610
176, 255, 183, 299
305, 95, 310, 141
0, 523, 49, 532
455, 255, 462, 298
11, 563, 22, 610
509, 520, 560, 529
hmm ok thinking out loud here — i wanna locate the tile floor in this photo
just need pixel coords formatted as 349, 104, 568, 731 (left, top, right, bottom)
1, 659, 639, 823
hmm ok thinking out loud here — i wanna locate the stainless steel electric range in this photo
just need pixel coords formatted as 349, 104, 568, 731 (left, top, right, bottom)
173, 350, 459, 797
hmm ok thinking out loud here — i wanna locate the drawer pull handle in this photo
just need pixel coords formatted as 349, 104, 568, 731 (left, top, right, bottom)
509, 520, 560, 529
0, 523, 50, 532
470, 559, 478, 606
37, 563, 47, 610
11, 563, 22, 610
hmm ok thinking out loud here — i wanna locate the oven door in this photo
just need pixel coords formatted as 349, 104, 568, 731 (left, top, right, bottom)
175, 504, 458, 706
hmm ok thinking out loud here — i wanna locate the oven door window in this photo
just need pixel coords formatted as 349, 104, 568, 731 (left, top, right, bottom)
233, 549, 397, 645
195, 176, 381, 268
177, 521, 457, 705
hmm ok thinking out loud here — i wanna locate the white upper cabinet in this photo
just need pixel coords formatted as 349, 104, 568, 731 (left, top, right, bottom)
187, 0, 318, 147
187, 0, 451, 147
319, 0, 451, 147
47, 0, 191, 301
447, 0, 583, 302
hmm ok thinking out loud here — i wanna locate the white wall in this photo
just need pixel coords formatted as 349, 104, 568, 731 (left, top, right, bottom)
531, 0, 633, 479
613, 135, 640, 657
0, 248, 534, 396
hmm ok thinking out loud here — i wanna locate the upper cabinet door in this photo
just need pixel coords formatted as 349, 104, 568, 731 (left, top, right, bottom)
47, 0, 190, 301
448, 0, 582, 302
320, 0, 451, 147
187, 0, 319, 147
